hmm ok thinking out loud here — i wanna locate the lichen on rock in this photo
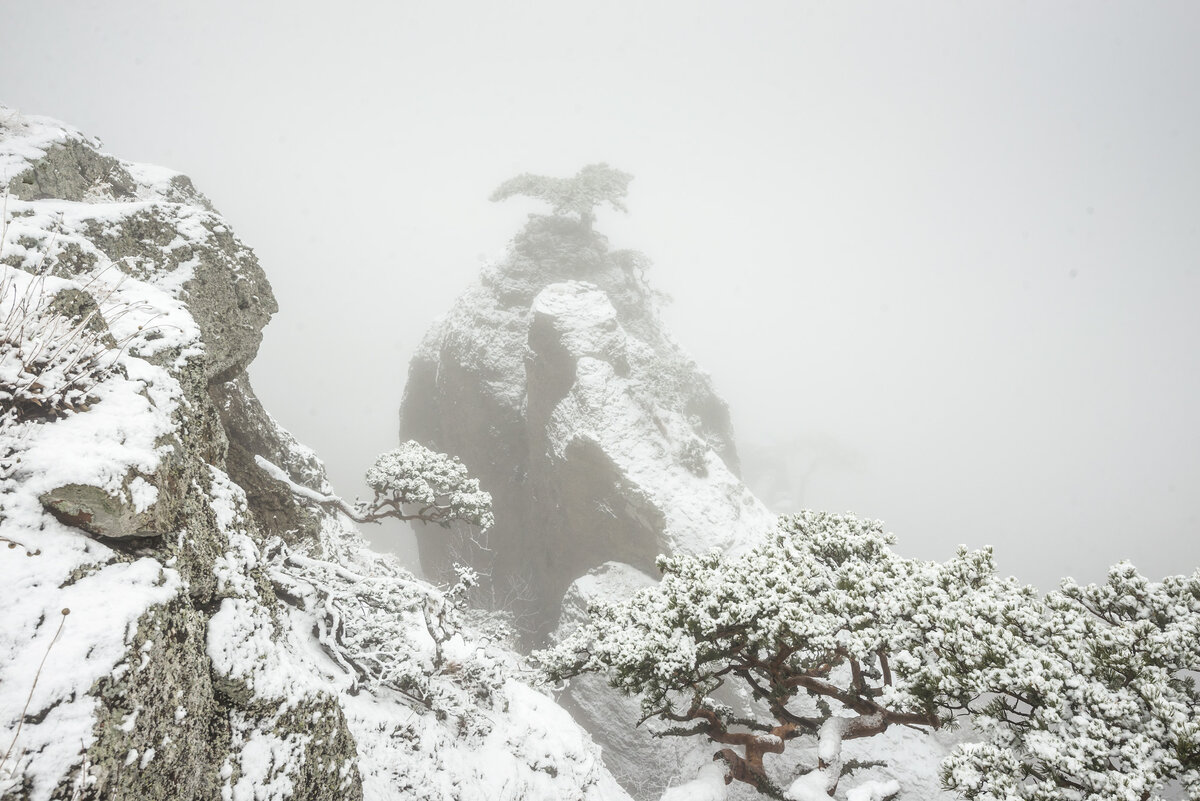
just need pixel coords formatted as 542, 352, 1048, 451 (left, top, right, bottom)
8, 137, 137, 204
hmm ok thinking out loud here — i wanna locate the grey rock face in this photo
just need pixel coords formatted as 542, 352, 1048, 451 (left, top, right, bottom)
2, 113, 630, 801
210, 374, 325, 545
47, 287, 115, 345
80, 598, 226, 800
8, 137, 137, 203
39, 479, 177, 539
399, 205, 778, 799
80, 206, 278, 383
401, 215, 762, 639
0, 116, 361, 801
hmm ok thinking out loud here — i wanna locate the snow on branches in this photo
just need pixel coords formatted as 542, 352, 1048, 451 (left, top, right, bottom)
360, 441, 494, 530
261, 440, 493, 531
0, 267, 116, 425
931, 563, 1200, 801
490, 164, 633, 228
537, 511, 983, 799
538, 509, 1200, 801
267, 538, 507, 738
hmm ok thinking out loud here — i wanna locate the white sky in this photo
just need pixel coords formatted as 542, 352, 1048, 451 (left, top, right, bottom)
5, 0, 1198, 588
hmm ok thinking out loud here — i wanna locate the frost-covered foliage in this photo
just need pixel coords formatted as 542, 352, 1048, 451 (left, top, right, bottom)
540, 510, 1200, 801
930, 563, 1200, 801
359, 440, 494, 529
0, 266, 120, 425
267, 539, 507, 739
538, 511, 999, 799
250, 519, 629, 801
490, 163, 632, 227
269, 441, 495, 532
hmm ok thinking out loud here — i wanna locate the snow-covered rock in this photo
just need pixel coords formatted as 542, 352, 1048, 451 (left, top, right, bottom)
659, 764, 728, 801
555, 562, 718, 799
400, 213, 771, 638
0, 108, 629, 801
399, 181, 975, 800
400, 198, 777, 797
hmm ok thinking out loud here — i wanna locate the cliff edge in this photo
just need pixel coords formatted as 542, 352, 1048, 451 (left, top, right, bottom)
0, 109, 628, 801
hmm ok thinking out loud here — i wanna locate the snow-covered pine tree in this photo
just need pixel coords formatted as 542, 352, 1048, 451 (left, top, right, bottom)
262, 439, 493, 531
358, 440, 494, 529
538, 509, 1200, 801
536, 511, 1012, 799
931, 562, 1200, 801
490, 163, 633, 229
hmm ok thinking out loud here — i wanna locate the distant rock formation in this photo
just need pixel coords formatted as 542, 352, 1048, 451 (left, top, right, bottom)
400, 172, 972, 801
0, 109, 627, 801
399, 184, 778, 798
400, 210, 772, 638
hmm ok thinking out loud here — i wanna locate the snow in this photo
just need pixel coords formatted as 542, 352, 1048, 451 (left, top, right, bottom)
222, 723, 302, 801
658, 763, 727, 801
0, 185, 193, 801
255, 453, 332, 504
0, 107, 92, 187
841, 724, 965, 801
531, 281, 626, 360
845, 779, 900, 801
0, 558, 182, 800
126, 476, 159, 513
533, 281, 773, 558
0, 108, 633, 801
818, 716, 851, 764
784, 771, 833, 801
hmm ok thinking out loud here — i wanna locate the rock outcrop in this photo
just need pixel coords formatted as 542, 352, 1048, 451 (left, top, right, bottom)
396, 181, 973, 801
0, 109, 628, 801
399, 198, 777, 798
400, 214, 772, 637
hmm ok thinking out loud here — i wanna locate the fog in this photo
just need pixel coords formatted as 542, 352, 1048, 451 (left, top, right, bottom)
5, 0, 1198, 589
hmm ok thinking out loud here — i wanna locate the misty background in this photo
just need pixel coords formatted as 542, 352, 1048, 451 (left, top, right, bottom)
4, 1, 1198, 590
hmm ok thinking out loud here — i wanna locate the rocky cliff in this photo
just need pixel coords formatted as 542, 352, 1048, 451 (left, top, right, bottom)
400, 212, 773, 638
397, 181, 967, 801
0, 109, 628, 801
399, 192, 779, 797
